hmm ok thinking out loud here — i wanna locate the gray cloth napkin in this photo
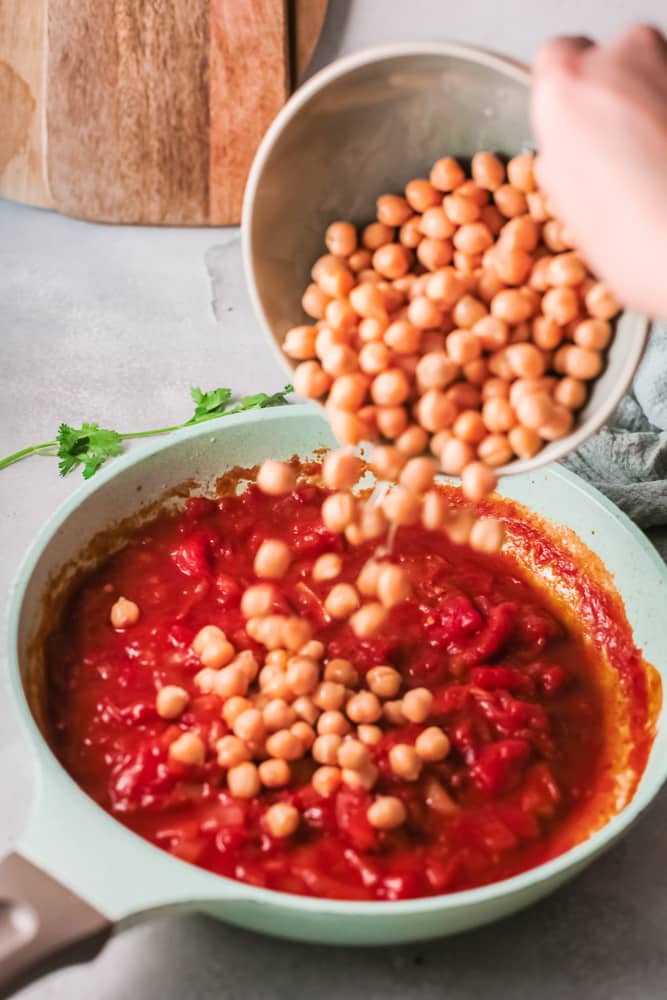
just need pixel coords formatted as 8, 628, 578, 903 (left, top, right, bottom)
562, 323, 667, 559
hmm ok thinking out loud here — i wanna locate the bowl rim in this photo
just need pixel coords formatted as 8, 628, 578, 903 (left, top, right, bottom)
241, 40, 649, 480
6, 404, 667, 918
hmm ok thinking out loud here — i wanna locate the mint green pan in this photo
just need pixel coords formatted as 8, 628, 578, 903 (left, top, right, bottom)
3, 406, 667, 995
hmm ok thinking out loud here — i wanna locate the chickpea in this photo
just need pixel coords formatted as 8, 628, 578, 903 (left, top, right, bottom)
368, 795, 407, 830
514, 391, 555, 430
526, 190, 552, 222
369, 446, 404, 484
216, 734, 251, 768
291, 720, 316, 750
110, 596, 139, 628
539, 403, 574, 441
494, 182, 528, 217
383, 699, 406, 725
312, 553, 342, 583
477, 432, 513, 467
384, 319, 421, 354
574, 318, 611, 350
372, 242, 412, 280
350, 602, 389, 638
293, 695, 320, 726
505, 343, 547, 380
227, 760, 260, 799
585, 281, 620, 319
194, 667, 218, 694
419, 206, 456, 240
263, 698, 297, 733
499, 215, 539, 252
414, 353, 458, 393
554, 376, 587, 410
469, 516, 506, 552
443, 193, 480, 226
233, 708, 265, 744
477, 268, 506, 303
257, 758, 291, 789
542, 220, 570, 253
471, 151, 505, 191
444, 330, 480, 366
169, 731, 206, 766
461, 461, 497, 501
416, 237, 454, 272
325, 301, 358, 335
407, 294, 443, 329
454, 250, 483, 275
422, 489, 448, 530
453, 294, 487, 329
373, 564, 410, 610
403, 177, 439, 212
445, 510, 475, 545
400, 214, 425, 247
482, 377, 510, 401
397, 424, 430, 459
561, 345, 603, 380
430, 428, 452, 456
213, 665, 247, 699
470, 317, 507, 354
400, 687, 433, 724
491, 288, 535, 325
389, 743, 422, 781
370, 368, 410, 407
342, 763, 379, 790
397, 456, 435, 495
416, 390, 457, 432
263, 802, 300, 838
317, 711, 351, 737
283, 325, 317, 360
374, 405, 407, 439
450, 410, 485, 446
491, 247, 533, 286
547, 252, 587, 288
349, 248, 373, 272
362, 221, 394, 250
324, 658, 359, 686
430, 156, 465, 191
355, 561, 383, 600
321, 344, 360, 380
302, 283, 331, 319
240, 584, 274, 620
312, 732, 343, 764
222, 696, 253, 727
265, 728, 304, 761
156, 685, 189, 720
253, 539, 291, 580
542, 287, 579, 326
358, 316, 388, 342
200, 637, 235, 671
313, 259, 355, 299
312, 681, 346, 712
479, 397, 514, 435
293, 360, 332, 399
321, 491, 356, 532
367, 665, 402, 699
328, 409, 371, 446
312, 764, 342, 797
324, 582, 360, 621
359, 340, 390, 375
446, 381, 482, 409
346, 690, 382, 724
349, 282, 387, 322
355, 725, 381, 748
415, 726, 451, 762
285, 656, 319, 696
377, 193, 412, 227
265, 648, 289, 669
532, 315, 562, 351
505, 153, 536, 192
321, 447, 362, 491
382, 486, 422, 526
338, 738, 372, 771
453, 222, 493, 256
325, 220, 357, 257
258, 666, 290, 699
508, 424, 542, 459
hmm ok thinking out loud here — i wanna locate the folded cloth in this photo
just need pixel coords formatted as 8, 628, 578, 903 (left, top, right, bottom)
562, 323, 667, 559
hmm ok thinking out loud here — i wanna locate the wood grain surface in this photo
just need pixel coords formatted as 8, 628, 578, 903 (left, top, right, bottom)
209, 0, 289, 224
0, 0, 327, 224
0, 0, 52, 209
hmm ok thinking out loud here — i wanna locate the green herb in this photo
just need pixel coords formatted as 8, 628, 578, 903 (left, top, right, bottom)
0, 384, 293, 480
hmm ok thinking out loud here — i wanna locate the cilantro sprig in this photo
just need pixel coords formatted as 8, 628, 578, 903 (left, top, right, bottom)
0, 384, 293, 480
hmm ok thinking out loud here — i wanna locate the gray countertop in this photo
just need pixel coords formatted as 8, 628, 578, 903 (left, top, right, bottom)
2, 1, 667, 996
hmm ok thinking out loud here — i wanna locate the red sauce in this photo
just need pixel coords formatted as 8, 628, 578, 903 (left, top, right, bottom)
45, 481, 656, 901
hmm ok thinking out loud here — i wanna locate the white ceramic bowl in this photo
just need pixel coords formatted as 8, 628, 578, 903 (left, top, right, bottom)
242, 42, 649, 475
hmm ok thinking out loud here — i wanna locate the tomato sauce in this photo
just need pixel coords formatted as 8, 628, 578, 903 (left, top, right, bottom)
45, 480, 656, 901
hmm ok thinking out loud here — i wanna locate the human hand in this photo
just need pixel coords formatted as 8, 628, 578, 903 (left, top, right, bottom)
531, 25, 667, 319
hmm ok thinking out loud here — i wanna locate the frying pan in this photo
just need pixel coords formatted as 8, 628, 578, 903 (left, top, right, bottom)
3, 405, 667, 996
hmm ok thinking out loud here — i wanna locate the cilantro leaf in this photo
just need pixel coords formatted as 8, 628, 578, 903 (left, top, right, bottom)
56, 423, 123, 479
189, 386, 233, 423
223, 384, 294, 416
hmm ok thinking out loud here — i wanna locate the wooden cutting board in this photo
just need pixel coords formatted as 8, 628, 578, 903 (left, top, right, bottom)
0, 0, 327, 224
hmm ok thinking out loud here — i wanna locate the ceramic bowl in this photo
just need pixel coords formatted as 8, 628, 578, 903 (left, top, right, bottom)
242, 42, 649, 475
4, 405, 667, 997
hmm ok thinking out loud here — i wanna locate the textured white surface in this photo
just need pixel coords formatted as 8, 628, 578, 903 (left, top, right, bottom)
2, 1, 667, 996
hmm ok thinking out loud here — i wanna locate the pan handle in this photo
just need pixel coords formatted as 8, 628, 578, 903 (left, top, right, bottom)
0, 851, 111, 998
